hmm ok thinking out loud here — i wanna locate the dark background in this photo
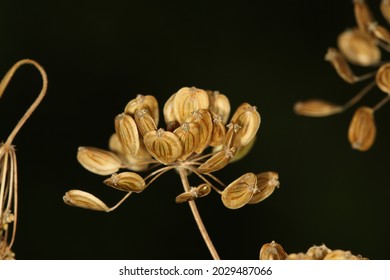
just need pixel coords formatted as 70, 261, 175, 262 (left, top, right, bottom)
1, 0, 389, 259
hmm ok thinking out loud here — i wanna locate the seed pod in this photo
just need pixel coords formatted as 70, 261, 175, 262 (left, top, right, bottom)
173, 87, 210, 124
77, 146, 121, 176
198, 147, 237, 173
221, 172, 257, 209
354, 0, 374, 33
230, 103, 261, 147
209, 112, 226, 147
337, 28, 381, 66
224, 123, 241, 148
369, 22, 390, 45
324, 48, 358, 84
114, 113, 140, 157
381, 0, 390, 25
173, 121, 200, 161
306, 244, 332, 260
248, 171, 279, 204
175, 183, 211, 203
134, 108, 157, 136
348, 106, 376, 151
196, 183, 211, 197
103, 172, 146, 193
63, 190, 109, 212
188, 109, 213, 153
207, 90, 231, 124
294, 99, 343, 117
124, 94, 159, 126
143, 128, 183, 164
376, 63, 390, 95
259, 241, 287, 260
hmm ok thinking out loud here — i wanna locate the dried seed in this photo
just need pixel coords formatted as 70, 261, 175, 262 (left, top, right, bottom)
173, 87, 209, 124
248, 171, 279, 204
381, 0, 390, 25
124, 94, 159, 126
354, 0, 374, 33
259, 241, 288, 260
173, 121, 200, 161
324, 47, 358, 84
348, 106, 376, 151
114, 113, 140, 157
63, 190, 109, 212
77, 146, 121, 176
143, 128, 183, 164
323, 250, 361, 260
337, 28, 381, 66
208, 112, 226, 147
207, 90, 231, 124
376, 63, 390, 95
163, 93, 180, 131
188, 109, 213, 154
231, 136, 256, 163
197, 147, 237, 174
224, 123, 241, 149
103, 172, 146, 193
175, 183, 212, 203
294, 99, 343, 117
286, 253, 314, 260
221, 172, 257, 209
196, 183, 211, 197
369, 22, 390, 45
134, 108, 157, 136
306, 244, 332, 260
230, 103, 261, 147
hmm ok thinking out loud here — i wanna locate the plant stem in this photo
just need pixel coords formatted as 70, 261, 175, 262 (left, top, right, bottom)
178, 167, 220, 260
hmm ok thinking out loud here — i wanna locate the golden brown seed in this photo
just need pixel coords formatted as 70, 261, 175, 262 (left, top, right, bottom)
77, 146, 121, 176
175, 183, 211, 203
294, 99, 343, 117
337, 28, 381, 66
376, 63, 390, 95
103, 172, 146, 193
259, 241, 288, 260
196, 183, 211, 197
188, 109, 213, 154
324, 47, 358, 84
224, 123, 241, 148
231, 136, 256, 163
306, 244, 332, 260
173, 87, 210, 124
209, 112, 226, 147
134, 108, 157, 136
286, 253, 313, 260
230, 103, 261, 147
198, 147, 237, 174
124, 94, 159, 126
114, 113, 140, 157
323, 250, 360, 260
63, 190, 109, 212
207, 90, 231, 124
221, 172, 257, 209
248, 171, 279, 204
143, 128, 183, 164
173, 121, 200, 161
381, 0, 390, 25
369, 22, 390, 45
348, 106, 376, 151
353, 0, 374, 33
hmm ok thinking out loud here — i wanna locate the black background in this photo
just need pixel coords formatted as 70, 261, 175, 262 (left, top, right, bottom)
1, 0, 389, 259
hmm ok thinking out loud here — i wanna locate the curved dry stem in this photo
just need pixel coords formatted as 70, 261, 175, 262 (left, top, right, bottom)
373, 95, 390, 112
107, 191, 133, 212
184, 166, 223, 194
178, 167, 220, 260
342, 80, 376, 112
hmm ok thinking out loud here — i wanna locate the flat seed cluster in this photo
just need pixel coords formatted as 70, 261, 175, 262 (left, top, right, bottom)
294, 0, 390, 151
64, 87, 279, 211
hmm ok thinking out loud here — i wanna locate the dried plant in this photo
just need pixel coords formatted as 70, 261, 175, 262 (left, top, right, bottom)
0, 59, 48, 259
63, 87, 279, 259
259, 241, 367, 260
294, 0, 390, 151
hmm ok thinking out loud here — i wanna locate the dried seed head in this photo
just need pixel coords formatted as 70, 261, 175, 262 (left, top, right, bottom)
221, 172, 257, 209
259, 241, 287, 260
198, 147, 237, 174
188, 109, 213, 154
77, 146, 121, 176
353, 0, 375, 33
207, 90, 231, 124
173, 121, 200, 161
381, 0, 390, 25
103, 172, 146, 193
173, 87, 210, 124
175, 183, 211, 203
114, 113, 140, 157
209, 112, 226, 147
124, 94, 159, 126
376, 63, 390, 95
306, 244, 332, 260
337, 28, 381, 66
348, 106, 376, 151
63, 190, 109, 212
143, 128, 183, 164
248, 171, 279, 204
230, 103, 261, 147
294, 99, 343, 117
134, 108, 157, 136
324, 47, 358, 84
369, 22, 390, 45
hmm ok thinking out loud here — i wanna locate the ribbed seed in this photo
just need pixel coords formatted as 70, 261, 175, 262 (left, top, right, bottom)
173, 121, 200, 161
77, 146, 121, 176
188, 109, 213, 154
248, 171, 279, 204
63, 190, 109, 212
348, 106, 376, 151
173, 87, 210, 124
369, 22, 390, 45
143, 128, 183, 164
124, 94, 159, 126
354, 0, 374, 33
175, 183, 211, 203
163, 93, 180, 131
224, 123, 241, 148
294, 99, 343, 117
221, 172, 257, 209
209, 112, 226, 147
207, 90, 231, 124
324, 47, 358, 84
376, 63, 390, 95
197, 147, 237, 174
114, 113, 140, 157
103, 172, 146, 193
134, 108, 157, 136
259, 241, 288, 260
381, 0, 390, 24
230, 103, 261, 147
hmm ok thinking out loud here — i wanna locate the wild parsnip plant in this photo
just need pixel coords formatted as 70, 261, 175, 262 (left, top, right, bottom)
63, 87, 280, 259
294, 0, 390, 151
0, 59, 48, 259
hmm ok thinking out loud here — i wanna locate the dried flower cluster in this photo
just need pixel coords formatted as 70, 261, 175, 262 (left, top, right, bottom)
259, 241, 367, 260
63, 86, 279, 259
294, 0, 390, 151
0, 59, 47, 259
